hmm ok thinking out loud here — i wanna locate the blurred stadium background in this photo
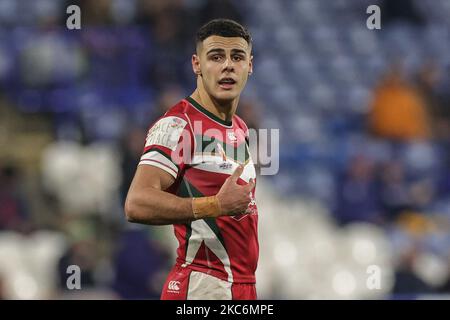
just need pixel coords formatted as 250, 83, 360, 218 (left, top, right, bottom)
1, 0, 450, 299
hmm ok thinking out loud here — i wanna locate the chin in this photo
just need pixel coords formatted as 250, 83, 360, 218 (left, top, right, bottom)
214, 91, 239, 102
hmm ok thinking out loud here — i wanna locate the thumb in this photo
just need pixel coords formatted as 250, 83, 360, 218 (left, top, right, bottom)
230, 165, 244, 183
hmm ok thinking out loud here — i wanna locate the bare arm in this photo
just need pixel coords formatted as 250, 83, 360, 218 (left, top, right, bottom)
124, 165, 193, 225
124, 164, 255, 225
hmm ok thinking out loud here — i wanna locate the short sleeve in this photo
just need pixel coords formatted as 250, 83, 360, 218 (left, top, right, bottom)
139, 115, 194, 179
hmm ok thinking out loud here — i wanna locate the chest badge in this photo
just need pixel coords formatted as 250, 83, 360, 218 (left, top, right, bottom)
227, 131, 237, 142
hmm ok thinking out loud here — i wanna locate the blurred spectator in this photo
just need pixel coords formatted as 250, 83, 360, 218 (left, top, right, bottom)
335, 155, 383, 225
112, 228, 169, 299
138, 0, 190, 49
439, 259, 450, 293
415, 61, 450, 142
19, 29, 86, 88
381, 0, 425, 26
392, 245, 434, 296
0, 274, 4, 300
57, 238, 98, 290
368, 63, 432, 141
119, 127, 147, 204
67, 0, 114, 26
0, 163, 30, 232
236, 98, 261, 131
137, 0, 193, 88
409, 178, 435, 212
56, 215, 102, 291
197, 0, 243, 26
377, 159, 412, 221
153, 84, 185, 117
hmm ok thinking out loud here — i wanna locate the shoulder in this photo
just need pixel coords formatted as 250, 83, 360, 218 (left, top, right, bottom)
233, 114, 249, 134
156, 99, 190, 122
164, 99, 191, 116
144, 100, 195, 150
147, 99, 195, 130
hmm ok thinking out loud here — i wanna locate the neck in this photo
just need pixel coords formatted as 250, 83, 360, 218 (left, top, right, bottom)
191, 88, 238, 123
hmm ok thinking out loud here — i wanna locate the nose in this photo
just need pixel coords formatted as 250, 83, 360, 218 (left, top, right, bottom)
223, 57, 235, 72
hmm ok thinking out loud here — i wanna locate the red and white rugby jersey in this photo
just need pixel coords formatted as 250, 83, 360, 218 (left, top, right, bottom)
140, 96, 258, 284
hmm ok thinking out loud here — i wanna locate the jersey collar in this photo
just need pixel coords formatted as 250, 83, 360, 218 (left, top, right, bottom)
186, 96, 233, 127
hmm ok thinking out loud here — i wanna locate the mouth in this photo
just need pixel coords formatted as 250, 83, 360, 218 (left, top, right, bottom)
218, 77, 236, 90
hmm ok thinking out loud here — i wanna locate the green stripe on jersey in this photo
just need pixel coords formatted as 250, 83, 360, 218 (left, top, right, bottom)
194, 134, 249, 163
178, 178, 227, 252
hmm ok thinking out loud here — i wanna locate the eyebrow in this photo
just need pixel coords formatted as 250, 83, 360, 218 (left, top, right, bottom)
206, 48, 247, 56
231, 49, 247, 55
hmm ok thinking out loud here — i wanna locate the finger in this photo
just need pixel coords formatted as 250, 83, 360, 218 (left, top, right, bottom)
230, 165, 244, 183
246, 178, 255, 191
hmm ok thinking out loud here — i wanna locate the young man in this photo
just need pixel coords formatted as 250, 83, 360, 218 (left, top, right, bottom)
125, 19, 258, 300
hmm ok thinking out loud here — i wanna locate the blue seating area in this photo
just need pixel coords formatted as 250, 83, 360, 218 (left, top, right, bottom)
1, 0, 450, 298
244, 1, 450, 209
0, 0, 448, 217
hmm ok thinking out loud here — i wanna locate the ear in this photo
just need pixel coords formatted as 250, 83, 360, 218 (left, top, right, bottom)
248, 55, 253, 76
192, 54, 202, 76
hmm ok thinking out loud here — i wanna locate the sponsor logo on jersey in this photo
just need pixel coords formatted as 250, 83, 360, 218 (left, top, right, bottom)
227, 131, 237, 141
145, 116, 187, 150
219, 162, 233, 170
168, 280, 181, 293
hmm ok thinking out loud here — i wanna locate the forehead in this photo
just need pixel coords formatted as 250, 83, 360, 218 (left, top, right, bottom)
200, 35, 250, 53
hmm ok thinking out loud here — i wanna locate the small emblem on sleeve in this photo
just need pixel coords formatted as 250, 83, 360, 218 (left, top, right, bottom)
145, 116, 187, 150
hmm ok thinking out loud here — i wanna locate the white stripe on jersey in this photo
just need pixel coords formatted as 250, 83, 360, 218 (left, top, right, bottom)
191, 154, 256, 183
182, 219, 234, 283
139, 151, 178, 178
181, 179, 234, 283
187, 270, 232, 300
182, 220, 203, 268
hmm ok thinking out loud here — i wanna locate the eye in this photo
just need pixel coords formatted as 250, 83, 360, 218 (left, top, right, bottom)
233, 55, 243, 62
211, 55, 222, 62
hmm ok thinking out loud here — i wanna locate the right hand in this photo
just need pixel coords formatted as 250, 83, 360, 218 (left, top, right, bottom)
216, 165, 255, 216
